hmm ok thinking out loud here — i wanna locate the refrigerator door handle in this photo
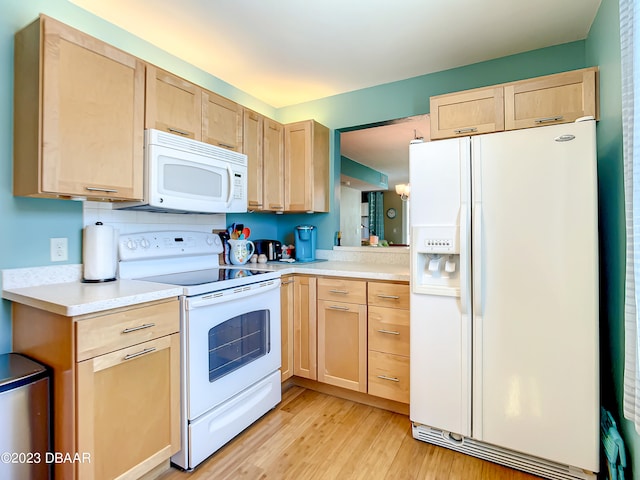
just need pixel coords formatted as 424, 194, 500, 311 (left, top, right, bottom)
459, 203, 469, 315
473, 203, 483, 316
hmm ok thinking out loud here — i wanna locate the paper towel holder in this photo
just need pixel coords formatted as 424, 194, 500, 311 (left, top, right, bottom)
81, 222, 117, 283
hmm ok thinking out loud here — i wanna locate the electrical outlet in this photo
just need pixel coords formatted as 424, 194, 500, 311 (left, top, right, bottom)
50, 237, 68, 262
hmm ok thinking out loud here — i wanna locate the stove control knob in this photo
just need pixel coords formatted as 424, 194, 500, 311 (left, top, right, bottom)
140, 238, 151, 249
206, 236, 214, 246
126, 239, 137, 250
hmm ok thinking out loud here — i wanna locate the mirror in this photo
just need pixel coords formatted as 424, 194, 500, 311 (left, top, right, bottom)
339, 115, 430, 247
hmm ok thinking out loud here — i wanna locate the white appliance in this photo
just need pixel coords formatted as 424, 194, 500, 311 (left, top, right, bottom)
409, 121, 599, 480
118, 231, 281, 470
116, 129, 248, 214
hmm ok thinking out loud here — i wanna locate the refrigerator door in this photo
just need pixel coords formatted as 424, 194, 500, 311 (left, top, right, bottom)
471, 121, 599, 471
409, 138, 472, 437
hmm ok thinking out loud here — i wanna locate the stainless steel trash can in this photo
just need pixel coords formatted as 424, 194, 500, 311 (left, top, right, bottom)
0, 353, 50, 480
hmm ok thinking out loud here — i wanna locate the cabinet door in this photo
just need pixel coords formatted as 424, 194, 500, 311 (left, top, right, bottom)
76, 334, 180, 480
293, 276, 317, 380
145, 65, 202, 140
284, 120, 329, 212
504, 67, 598, 130
243, 109, 264, 210
14, 15, 145, 200
317, 299, 367, 392
202, 90, 243, 151
280, 275, 295, 382
263, 118, 285, 212
430, 86, 504, 140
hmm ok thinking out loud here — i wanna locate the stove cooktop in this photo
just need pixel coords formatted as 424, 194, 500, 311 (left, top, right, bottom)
135, 267, 280, 296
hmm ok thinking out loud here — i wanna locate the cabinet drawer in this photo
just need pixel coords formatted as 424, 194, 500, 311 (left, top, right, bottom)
368, 351, 410, 404
367, 282, 409, 309
317, 278, 366, 304
76, 300, 180, 361
368, 306, 409, 356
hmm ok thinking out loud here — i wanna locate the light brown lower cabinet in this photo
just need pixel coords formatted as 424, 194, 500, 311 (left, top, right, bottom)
367, 282, 411, 404
293, 276, 317, 380
12, 298, 181, 480
280, 275, 295, 382
317, 299, 367, 392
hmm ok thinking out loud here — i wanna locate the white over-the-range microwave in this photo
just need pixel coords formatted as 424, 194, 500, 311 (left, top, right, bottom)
115, 129, 248, 214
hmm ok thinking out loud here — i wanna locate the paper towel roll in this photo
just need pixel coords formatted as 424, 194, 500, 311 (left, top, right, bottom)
83, 222, 117, 282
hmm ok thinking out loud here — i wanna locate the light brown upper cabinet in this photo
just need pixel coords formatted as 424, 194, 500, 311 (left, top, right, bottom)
263, 118, 285, 212
430, 67, 599, 140
284, 120, 330, 212
504, 67, 599, 130
243, 109, 264, 210
13, 15, 145, 201
243, 110, 285, 212
430, 86, 505, 140
202, 90, 243, 151
145, 65, 202, 140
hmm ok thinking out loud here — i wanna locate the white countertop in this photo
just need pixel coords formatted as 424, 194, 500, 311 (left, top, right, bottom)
2, 279, 183, 317
245, 260, 409, 281
2, 260, 408, 317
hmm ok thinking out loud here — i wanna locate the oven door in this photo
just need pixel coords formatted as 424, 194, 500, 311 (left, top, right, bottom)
147, 142, 247, 213
185, 279, 281, 420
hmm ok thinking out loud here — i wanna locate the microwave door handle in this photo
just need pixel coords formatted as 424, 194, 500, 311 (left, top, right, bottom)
226, 165, 235, 206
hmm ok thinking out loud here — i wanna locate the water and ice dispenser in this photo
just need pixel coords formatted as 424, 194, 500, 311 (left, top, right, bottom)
411, 225, 461, 295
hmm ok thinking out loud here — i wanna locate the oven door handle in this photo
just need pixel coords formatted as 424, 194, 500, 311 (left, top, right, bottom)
187, 279, 281, 310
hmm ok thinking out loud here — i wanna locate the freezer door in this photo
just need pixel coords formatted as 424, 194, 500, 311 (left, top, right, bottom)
409, 138, 472, 437
471, 121, 599, 471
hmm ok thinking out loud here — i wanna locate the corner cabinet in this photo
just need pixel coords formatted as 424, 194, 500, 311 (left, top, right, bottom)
284, 120, 330, 212
14, 15, 145, 201
12, 299, 181, 480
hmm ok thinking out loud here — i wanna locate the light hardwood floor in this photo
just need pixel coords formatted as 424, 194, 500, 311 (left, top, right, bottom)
159, 386, 542, 480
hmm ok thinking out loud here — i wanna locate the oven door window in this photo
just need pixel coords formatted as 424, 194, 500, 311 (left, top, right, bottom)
208, 309, 270, 382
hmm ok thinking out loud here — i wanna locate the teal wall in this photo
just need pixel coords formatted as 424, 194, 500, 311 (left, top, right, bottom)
1, 1, 634, 474
585, 0, 639, 475
341, 157, 388, 190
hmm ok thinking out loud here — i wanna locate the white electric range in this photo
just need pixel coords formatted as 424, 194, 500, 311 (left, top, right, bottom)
118, 230, 282, 470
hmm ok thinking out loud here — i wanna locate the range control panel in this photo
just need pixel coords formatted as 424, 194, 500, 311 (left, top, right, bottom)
118, 231, 223, 261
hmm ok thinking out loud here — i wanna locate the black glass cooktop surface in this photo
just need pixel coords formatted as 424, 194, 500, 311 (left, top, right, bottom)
137, 267, 271, 287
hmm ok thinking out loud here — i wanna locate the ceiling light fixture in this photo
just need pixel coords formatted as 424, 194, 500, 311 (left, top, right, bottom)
395, 183, 411, 201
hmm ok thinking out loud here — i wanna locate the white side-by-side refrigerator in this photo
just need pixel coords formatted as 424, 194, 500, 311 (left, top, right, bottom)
409, 120, 599, 480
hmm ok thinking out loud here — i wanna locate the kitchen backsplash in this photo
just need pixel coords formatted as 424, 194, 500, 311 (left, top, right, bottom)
83, 201, 226, 235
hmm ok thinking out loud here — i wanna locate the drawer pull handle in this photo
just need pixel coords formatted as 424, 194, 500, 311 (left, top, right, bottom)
167, 127, 190, 136
124, 347, 156, 361
534, 115, 563, 124
453, 127, 478, 134
377, 294, 400, 300
377, 375, 400, 382
281, 280, 294, 286
122, 323, 155, 334
218, 143, 235, 149
329, 305, 350, 311
85, 187, 118, 193
377, 329, 400, 335
329, 289, 349, 294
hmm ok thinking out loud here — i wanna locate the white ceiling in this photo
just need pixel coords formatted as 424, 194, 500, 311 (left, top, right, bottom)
68, 0, 601, 192
69, 0, 601, 109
